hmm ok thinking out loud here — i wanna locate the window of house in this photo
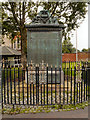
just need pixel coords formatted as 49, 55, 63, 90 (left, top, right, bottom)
14, 41, 16, 49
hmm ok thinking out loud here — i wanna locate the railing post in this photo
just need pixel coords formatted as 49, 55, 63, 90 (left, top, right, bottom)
74, 66, 76, 105
18, 65, 20, 105
7, 65, 9, 104
14, 65, 16, 104
26, 64, 28, 105
79, 81, 80, 103
70, 65, 72, 104
81, 65, 84, 103
86, 65, 88, 101
36, 65, 37, 105
3, 64, 6, 104
36, 64, 39, 105
55, 66, 57, 103
51, 65, 52, 105
37, 65, 39, 105
84, 65, 85, 101
59, 66, 61, 104
67, 67, 68, 104
1, 63, 4, 109
47, 64, 48, 105
63, 68, 65, 105
10, 65, 12, 104
22, 65, 24, 105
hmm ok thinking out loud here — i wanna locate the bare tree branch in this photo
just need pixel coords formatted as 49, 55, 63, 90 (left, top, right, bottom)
22, 2, 26, 25
9, 2, 20, 26
51, 2, 58, 17
19, 2, 21, 26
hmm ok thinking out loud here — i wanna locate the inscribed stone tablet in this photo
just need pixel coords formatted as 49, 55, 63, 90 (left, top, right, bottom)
27, 31, 62, 67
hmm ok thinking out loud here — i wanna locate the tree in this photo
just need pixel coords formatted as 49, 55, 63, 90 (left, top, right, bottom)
62, 34, 80, 53
62, 38, 76, 53
2, 2, 87, 66
82, 48, 88, 52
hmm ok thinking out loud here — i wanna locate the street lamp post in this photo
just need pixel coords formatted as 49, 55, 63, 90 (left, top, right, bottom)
76, 29, 78, 62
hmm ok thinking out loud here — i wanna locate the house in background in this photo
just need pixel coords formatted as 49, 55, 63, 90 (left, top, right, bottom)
12, 34, 21, 50
3, 34, 21, 51
0, 45, 21, 66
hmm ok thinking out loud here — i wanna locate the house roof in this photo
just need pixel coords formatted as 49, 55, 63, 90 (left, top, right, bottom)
0, 45, 21, 56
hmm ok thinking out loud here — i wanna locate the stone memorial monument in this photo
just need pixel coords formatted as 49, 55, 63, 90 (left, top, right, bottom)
25, 10, 65, 84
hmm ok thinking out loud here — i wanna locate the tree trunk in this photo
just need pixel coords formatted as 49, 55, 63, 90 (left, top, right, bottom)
20, 27, 27, 68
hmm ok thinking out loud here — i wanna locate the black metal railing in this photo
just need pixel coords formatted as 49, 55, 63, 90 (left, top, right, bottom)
1, 62, 88, 109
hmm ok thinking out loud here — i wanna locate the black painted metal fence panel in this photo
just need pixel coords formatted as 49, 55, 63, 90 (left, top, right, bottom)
1, 62, 88, 108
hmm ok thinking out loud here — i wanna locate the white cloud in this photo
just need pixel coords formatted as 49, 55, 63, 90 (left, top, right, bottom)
70, 12, 88, 51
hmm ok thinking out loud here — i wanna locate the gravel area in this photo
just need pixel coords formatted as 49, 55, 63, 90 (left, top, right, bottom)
2, 107, 88, 118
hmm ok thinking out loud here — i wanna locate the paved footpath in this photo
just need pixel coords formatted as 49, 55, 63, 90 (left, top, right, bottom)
2, 107, 88, 119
